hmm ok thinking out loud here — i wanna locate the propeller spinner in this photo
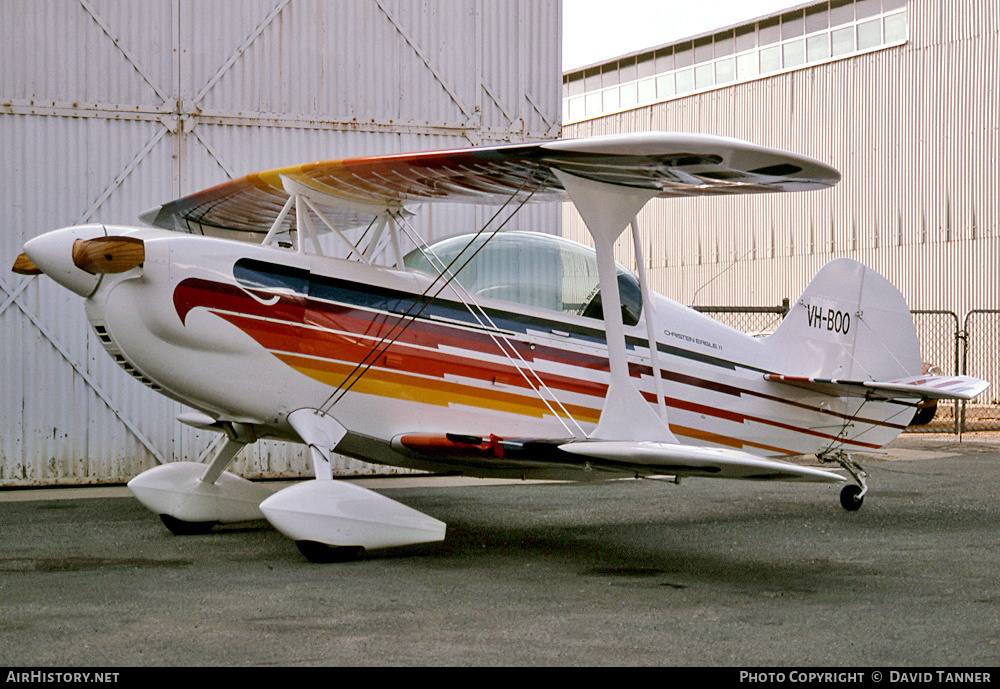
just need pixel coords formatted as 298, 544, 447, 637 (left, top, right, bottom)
13, 226, 145, 296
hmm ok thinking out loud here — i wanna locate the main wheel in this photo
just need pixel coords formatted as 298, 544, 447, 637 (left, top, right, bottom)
839, 484, 864, 511
295, 540, 365, 563
160, 514, 217, 535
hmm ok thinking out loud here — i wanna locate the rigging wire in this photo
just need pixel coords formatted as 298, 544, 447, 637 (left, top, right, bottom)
394, 216, 587, 439
318, 172, 550, 415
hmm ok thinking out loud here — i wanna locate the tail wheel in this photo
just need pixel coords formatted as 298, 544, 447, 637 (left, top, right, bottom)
819, 449, 868, 512
839, 484, 864, 511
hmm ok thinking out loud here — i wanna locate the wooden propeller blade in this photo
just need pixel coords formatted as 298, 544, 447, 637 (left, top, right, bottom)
11, 253, 42, 275
72, 236, 145, 274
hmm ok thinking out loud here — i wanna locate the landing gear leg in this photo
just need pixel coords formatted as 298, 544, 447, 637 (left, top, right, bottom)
818, 449, 868, 511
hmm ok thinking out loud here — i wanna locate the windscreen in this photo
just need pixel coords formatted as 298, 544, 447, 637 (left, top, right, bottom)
403, 232, 642, 326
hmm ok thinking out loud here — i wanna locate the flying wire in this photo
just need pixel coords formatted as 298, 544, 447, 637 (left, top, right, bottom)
394, 216, 587, 439
318, 171, 551, 414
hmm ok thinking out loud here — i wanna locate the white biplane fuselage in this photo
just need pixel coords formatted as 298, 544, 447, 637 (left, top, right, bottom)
14, 132, 988, 561
68, 226, 902, 472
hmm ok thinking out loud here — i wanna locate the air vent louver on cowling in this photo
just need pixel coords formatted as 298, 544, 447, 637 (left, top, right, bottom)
90, 322, 162, 391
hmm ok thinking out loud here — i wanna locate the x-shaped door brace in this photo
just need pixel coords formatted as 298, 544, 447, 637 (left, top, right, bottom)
0, 274, 167, 464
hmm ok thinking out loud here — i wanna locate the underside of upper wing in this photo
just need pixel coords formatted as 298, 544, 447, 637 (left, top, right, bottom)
139, 132, 840, 238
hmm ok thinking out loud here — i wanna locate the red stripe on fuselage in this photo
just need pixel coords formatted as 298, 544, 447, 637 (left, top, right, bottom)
173, 276, 904, 448
174, 276, 611, 372
217, 311, 609, 400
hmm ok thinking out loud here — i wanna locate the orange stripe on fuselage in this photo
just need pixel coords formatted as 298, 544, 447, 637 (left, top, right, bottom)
274, 352, 604, 423
216, 312, 610, 399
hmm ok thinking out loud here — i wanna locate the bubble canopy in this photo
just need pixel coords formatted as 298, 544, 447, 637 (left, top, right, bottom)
403, 231, 643, 326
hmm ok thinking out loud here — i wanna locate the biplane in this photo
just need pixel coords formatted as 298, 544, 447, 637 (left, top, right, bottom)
13, 132, 988, 562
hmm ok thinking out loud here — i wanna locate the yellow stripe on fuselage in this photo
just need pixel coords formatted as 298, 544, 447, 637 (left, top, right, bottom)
274, 354, 802, 457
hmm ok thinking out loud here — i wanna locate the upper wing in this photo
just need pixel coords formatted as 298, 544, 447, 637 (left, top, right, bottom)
392, 433, 844, 483
765, 374, 990, 401
139, 132, 840, 238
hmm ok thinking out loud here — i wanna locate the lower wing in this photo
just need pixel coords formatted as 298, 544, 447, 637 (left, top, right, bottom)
392, 433, 843, 483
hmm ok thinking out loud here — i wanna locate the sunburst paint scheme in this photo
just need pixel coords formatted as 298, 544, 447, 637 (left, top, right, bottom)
167, 250, 907, 460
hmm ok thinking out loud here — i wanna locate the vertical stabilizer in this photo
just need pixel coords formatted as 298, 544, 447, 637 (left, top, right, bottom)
763, 259, 921, 381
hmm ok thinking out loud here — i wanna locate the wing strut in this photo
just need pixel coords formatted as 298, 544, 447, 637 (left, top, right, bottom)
261, 194, 295, 247
552, 169, 674, 443
270, 174, 412, 266
630, 218, 668, 422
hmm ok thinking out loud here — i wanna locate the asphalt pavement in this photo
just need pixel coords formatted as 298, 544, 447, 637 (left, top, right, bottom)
2, 433, 999, 667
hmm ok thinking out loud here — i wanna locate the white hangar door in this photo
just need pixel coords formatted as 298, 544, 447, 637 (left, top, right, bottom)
1, 0, 562, 486
3, 0, 183, 487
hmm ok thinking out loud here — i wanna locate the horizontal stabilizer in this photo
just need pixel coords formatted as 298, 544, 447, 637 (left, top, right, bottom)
558, 441, 844, 483
765, 374, 989, 401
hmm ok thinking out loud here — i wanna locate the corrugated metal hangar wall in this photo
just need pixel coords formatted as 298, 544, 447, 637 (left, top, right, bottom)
562, 0, 999, 408
1, 0, 563, 486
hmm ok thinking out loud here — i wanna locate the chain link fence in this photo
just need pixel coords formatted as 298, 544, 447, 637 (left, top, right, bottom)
962, 310, 1000, 432
692, 299, 790, 338
694, 303, 996, 434
909, 311, 961, 433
